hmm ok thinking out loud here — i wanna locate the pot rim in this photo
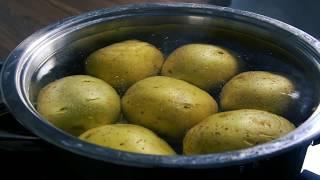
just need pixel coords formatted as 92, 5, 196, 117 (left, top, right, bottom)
1, 3, 320, 168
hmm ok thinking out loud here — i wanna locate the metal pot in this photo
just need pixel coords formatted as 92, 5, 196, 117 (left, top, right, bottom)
1, 3, 320, 178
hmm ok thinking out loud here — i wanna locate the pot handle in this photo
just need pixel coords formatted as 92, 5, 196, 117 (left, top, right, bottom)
0, 59, 46, 151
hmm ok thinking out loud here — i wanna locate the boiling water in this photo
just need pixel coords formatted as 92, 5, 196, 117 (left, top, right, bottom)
30, 24, 317, 130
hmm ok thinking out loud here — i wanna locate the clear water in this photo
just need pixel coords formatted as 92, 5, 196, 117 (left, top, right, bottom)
31, 24, 317, 129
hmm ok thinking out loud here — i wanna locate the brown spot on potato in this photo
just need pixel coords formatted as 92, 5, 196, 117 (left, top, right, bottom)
59, 107, 68, 111
217, 51, 224, 54
83, 132, 94, 139
183, 104, 192, 109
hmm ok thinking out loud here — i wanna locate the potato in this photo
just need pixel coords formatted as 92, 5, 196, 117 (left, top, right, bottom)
79, 124, 176, 155
86, 40, 164, 93
37, 75, 120, 136
122, 76, 218, 141
183, 109, 295, 155
161, 44, 241, 90
220, 71, 295, 115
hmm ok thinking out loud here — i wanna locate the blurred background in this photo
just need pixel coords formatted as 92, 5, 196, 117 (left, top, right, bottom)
0, 0, 319, 58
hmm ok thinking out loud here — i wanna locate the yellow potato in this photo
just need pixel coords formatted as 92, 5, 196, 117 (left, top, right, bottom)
79, 124, 176, 155
37, 75, 120, 136
122, 76, 218, 141
161, 44, 241, 90
86, 40, 164, 93
220, 71, 295, 115
183, 109, 295, 155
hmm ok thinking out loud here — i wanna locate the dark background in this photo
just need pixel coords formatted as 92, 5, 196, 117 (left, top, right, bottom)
0, 0, 319, 58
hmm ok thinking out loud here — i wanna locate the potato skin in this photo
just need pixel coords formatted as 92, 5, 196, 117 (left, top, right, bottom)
86, 40, 164, 93
79, 124, 176, 155
37, 75, 120, 136
122, 76, 218, 141
220, 71, 295, 115
161, 44, 241, 90
183, 109, 295, 155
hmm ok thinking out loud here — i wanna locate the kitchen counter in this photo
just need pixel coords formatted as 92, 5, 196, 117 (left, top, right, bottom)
0, 0, 319, 59
0, 0, 210, 58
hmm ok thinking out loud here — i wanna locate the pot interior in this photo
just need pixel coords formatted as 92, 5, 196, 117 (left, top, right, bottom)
27, 14, 319, 128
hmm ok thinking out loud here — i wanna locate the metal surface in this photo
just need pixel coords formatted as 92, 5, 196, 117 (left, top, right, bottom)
0, 60, 4, 109
1, 3, 320, 168
0, 59, 39, 141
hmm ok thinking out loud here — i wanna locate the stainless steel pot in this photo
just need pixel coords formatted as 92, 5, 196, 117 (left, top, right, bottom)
1, 3, 320, 171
